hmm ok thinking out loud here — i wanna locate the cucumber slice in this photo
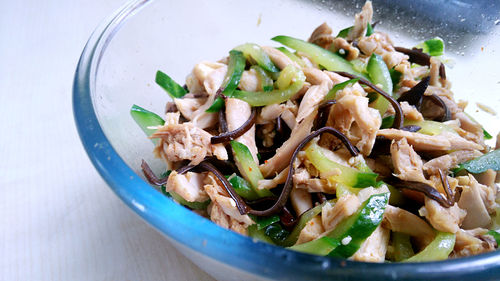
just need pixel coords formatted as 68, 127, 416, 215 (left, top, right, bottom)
305, 142, 378, 188
392, 232, 415, 261
403, 232, 455, 262
155, 70, 187, 99
228, 174, 260, 200
327, 192, 389, 258
275, 47, 307, 68
230, 141, 273, 197
130, 104, 165, 144
403, 119, 456, 136
271, 35, 364, 77
367, 53, 393, 116
288, 237, 340, 256
324, 78, 359, 101
234, 43, 279, 73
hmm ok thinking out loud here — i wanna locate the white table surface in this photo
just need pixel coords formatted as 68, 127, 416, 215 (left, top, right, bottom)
0, 1, 215, 280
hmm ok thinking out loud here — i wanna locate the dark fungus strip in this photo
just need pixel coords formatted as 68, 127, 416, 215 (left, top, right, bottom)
401, 125, 421, 132
141, 160, 169, 186
218, 105, 228, 133
422, 94, 451, 122
397, 76, 430, 108
394, 47, 446, 80
247, 127, 359, 216
315, 99, 336, 130
334, 71, 403, 129
211, 109, 256, 144
438, 169, 455, 202
280, 206, 297, 228
387, 177, 452, 208
316, 192, 327, 204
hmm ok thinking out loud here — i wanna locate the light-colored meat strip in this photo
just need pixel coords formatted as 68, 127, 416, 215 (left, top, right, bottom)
308, 22, 334, 49
390, 138, 427, 183
239, 69, 259, 92
452, 228, 496, 258
257, 167, 288, 190
423, 150, 482, 175
296, 216, 324, 245
166, 171, 209, 202
351, 225, 389, 262
357, 32, 409, 69
290, 187, 313, 216
382, 205, 435, 248
303, 67, 334, 87
400, 101, 423, 121
208, 202, 248, 235
347, 1, 373, 41
419, 198, 466, 233
261, 46, 299, 70
296, 81, 329, 123
458, 175, 492, 229
321, 194, 360, 232
225, 98, 258, 163
331, 37, 360, 61
260, 110, 317, 178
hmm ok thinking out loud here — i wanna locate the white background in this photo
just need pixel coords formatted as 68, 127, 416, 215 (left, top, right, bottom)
0, 1, 214, 280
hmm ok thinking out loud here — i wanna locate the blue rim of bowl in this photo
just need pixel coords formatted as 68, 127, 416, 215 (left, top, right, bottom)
73, 0, 500, 279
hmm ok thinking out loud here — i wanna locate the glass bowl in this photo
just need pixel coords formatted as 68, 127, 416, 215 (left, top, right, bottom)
73, 0, 500, 280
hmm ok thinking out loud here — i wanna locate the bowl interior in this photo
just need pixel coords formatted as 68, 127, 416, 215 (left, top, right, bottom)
75, 0, 500, 280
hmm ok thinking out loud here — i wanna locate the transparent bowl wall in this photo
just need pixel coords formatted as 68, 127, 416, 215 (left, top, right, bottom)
73, 0, 500, 280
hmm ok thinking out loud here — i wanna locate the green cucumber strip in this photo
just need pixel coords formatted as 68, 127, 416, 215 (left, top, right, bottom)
403, 232, 455, 262
265, 223, 290, 244
158, 172, 210, 210
404, 119, 457, 136
305, 142, 378, 188
275, 63, 297, 89
415, 37, 444, 57
248, 224, 275, 244
288, 237, 340, 256
324, 78, 360, 101
271, 35, 364, 77
155, 70, 187, 99
205, 97, 225, 113
381, 115, 395, 129
367, 53, 393, 116
234, 43, 279, 73
487, 230, 500, 245
249, 214, 281, 230
130, 104, 165, 144
365, 22, 374, 36
250, 65, 274, 92
231, 65, 305, 106
453, 149, 500, 174
230, 141, 273, 197
389, 68, 402, 91
281, 200, 332, 247
206, 50, 246, 112
275, 47, 307, 68
392, 232, 415, 262
336, 23, 374, 38
327, 192, 389, 258
228, 174, 260, 200
484, 128, 493, 140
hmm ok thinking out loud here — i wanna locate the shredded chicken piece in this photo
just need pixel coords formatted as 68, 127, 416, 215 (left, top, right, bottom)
347, 1, 373, 41
357, 32, 409, 69
290, 187, 313, 216
423, 150, 482, 175
260, 110, 317, 177
419, 198, 466, 233
259, 104, 286, 123
257, 167, 288, 190
166, 171, 209, 202
261, 46, 299, 70
390, 138, 427, 183
351, 225, 390, 262
331, 37, 360, 61
152, 121, 227, 165
321, 195, 360, 232
239, 69, 260, 92
452, 228, 496, 258
308, 22, 334, 49
208, 202, 248, 235
400, 101, 424, 121
204, 174, 254, 226
296, 81, 329, 123
383, 205, 435, 248
377, 129, 482, 151
296, 216, 324, 245
458, 175, 497, 229
226, 98, 258, 163
303, 67, 334, 87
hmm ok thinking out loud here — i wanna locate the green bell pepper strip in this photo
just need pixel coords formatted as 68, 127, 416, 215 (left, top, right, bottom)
327, 193, 389, 258
250, 65, 274, 92
288, 237, 340, 256
403, 232, 455, 262
367, 53, 393, 116
275, 47, 307, 68
271, 35, 365, 77
130, 104, 165, 144
230, 141, 274, 197
324, 78, 360, 101
415, 37, 445, 57
228, 174, 260, 200
206, 50, 246, 112
230, 64, 305, 106
305, 142, 378, 188
392, 232, 415, 261
453, 149, 500, 175
158, 172, 211, 210
155, 70, 187, 99
234, 43, 279, 73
